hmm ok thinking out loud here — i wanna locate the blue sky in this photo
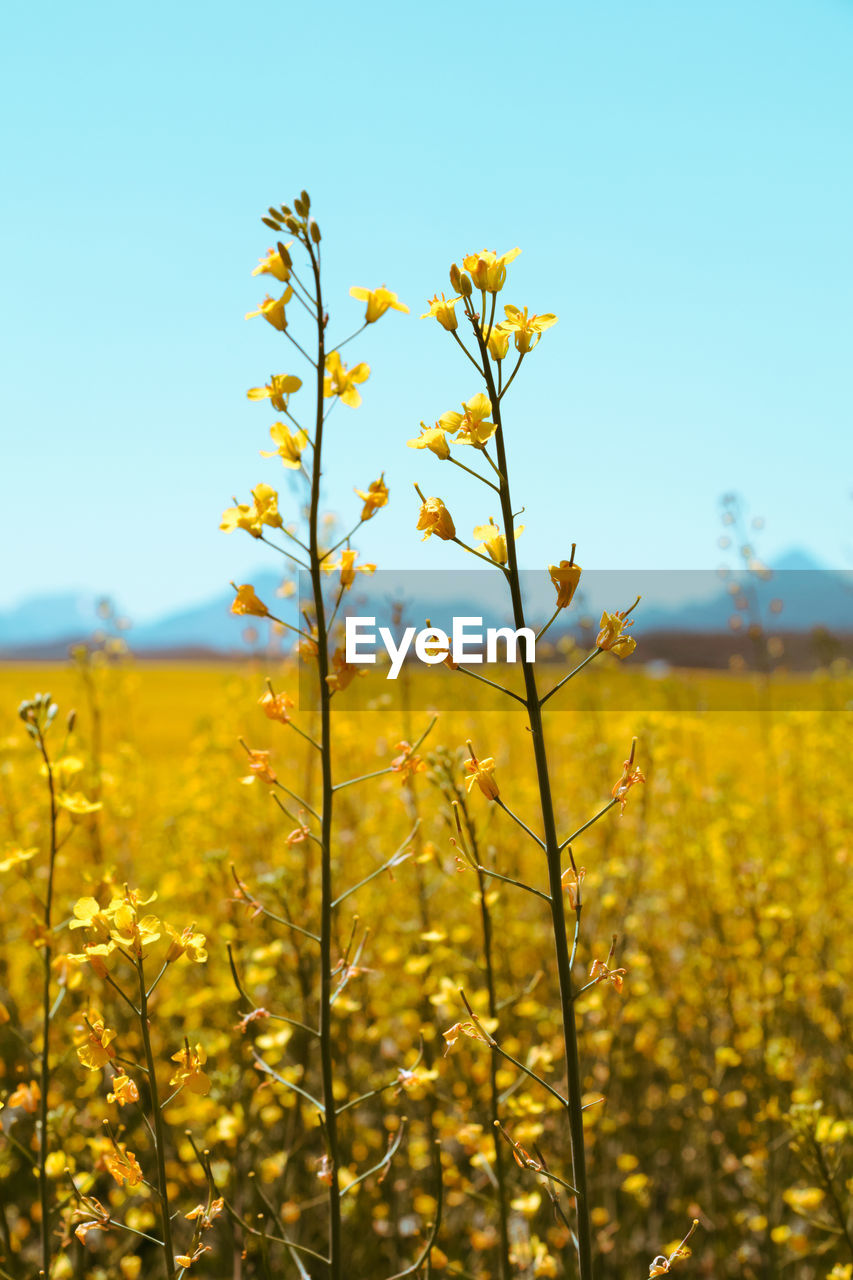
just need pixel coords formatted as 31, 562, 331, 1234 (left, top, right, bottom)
2, 0, 851, 621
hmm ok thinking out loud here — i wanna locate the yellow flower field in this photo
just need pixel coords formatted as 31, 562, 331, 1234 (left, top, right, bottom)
0, 657, 850, 1278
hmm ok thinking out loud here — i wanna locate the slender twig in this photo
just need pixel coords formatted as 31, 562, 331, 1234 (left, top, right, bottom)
539, 647, 602, 707
494, 798, 545, 850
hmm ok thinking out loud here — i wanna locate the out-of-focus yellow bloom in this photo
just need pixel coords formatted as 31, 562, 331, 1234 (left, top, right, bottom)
597, 609, 637, 658
165, 923, 208, 964
231, 584, 270, 619
323, 351, 370, 408
260, 422, 308, 469
107, 1073, 139, 1106
247, 374, 302, 412
77, 1013, 117, 1070
220, 484, 284, 538
462, 247, 521, 293
57, 792, 101, 819
104, 1143, 143, 1188
407, 423, 451, 459
252, 244, 293, 282
259, 690, 294, 723
502, 305, 558, 354
245, 749, 276, 785
245, 287, 293, 331
439, 393, 495, 448
417, 497, 456, 541
322, 549, 376, 588
170, 1043, 211, 1096
8, 1080, 40, 1113
349, 285, 409, 323
326, 650, 361, 693
487, 324, 511, 360
464, 752, 500, 800
355, 476, 389, 521
421, 292, 461, 331
549, 559, 582, 608
0, 844, 38, 873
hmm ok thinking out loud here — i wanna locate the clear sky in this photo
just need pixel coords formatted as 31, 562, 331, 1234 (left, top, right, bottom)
2, 0, 851, 621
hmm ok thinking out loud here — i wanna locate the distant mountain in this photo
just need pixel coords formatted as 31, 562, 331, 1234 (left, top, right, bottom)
1, 548, 849, 660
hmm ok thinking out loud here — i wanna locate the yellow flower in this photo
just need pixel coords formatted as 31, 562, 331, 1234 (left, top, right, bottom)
596, 607, 638, 658
0, 844, 38, 873
323, 351, 370, 408
164, 923, 208, 964
355, 476, 389, 521
439, 393, 495, 448
220, 483, 284, 538
104, 1143, 143, 1188
611, 755, 645, 814
8, 1080, 40, 1113
502, 305, 558, 354
231, 584, 270, 618
77, 1013, 117, 1071
245, 287, 293, 331
349, 285, 409, 323
245, 749, 276, 785
473, 517, 523, 564
260, 422, 308, 469
57, 792, 102, 819
110, 904, 161, 956
462, 247, 521, 293
417, 497, 456, 541
247, 374, 302, 412
252, 244, 293, 282
69, 896, 113, 941
407, 423, 451, 460
258, 690, 294, 723
549, 558, 582, 608
325, 650, 362, 693
464, 751, 500, 800
107, 1073, 139, 1107
170, 1043, 211, 1096
322, 549, 376, 588
421, 292, 461, 331
487, 324, 511, 361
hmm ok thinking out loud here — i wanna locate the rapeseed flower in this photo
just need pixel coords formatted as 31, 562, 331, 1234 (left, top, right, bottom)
260, 422, 308, 468
355, 476, 389, 521
407, 423, 451, 459
462, 247, 521, 293
417, 497, 455, 541
252, 245, 293, 282
549, 558, 582, 609
501, 305, 557, 354
323, 351, 369, 408
247, 374, 302, 412
421, 292, 461, 331
349, 285, 409, 323
439, 393, 495, 448
231, 584, 270, 618
245, 287, 293, 331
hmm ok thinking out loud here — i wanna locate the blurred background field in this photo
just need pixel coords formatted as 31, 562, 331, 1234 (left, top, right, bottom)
1, 654, 850, 1278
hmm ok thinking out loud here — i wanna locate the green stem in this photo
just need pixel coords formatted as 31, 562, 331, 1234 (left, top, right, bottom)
36, 729, 58, 1280
305, 232, 343, 1280
136, 955, 176, 1279
471, 323, 594, 1280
